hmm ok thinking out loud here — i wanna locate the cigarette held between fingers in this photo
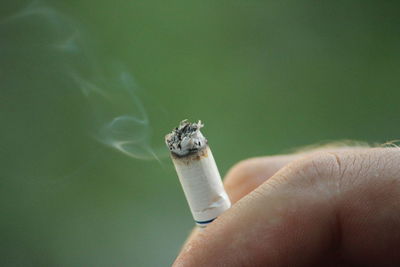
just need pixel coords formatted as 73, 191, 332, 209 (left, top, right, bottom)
165, 120, 231, 227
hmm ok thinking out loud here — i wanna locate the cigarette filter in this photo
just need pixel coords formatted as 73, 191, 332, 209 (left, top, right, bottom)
165, 120, 231, 227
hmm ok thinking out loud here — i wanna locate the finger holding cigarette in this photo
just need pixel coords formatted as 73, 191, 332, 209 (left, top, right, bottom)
165, 120, 231, 227
174, 147, 400, 267
181, 147, 369, 248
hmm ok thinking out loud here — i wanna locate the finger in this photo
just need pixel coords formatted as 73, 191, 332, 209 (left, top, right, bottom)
182, 147, 368, 251
181, 154, 301, 252
183, 154, 303, 251
174, 148, 400, 266
183, 147, 368, 248
224, 146, 368, 204
224, 154, 300, 204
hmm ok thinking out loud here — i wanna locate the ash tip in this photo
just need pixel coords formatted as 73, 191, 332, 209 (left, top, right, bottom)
165, 120, 207, 156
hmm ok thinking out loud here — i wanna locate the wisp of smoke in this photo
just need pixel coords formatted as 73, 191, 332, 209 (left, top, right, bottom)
1, 1, 163, 160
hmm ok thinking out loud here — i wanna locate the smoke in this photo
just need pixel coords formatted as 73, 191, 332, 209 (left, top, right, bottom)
1, 1, 164, 160
74, 65, 162, 160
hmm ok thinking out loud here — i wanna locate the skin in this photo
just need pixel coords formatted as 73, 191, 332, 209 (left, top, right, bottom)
173, 147, 400, 267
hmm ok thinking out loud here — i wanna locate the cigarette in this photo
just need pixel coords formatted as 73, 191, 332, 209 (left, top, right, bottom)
165, 120, 231, 227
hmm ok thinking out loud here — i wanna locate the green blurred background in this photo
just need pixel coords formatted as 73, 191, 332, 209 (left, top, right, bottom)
2, 0, 400, 266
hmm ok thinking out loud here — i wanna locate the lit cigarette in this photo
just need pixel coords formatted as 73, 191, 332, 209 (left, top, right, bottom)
165, 120, 231, 227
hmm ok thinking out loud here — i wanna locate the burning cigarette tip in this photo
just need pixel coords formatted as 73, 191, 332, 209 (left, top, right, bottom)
165, 120, 207, 157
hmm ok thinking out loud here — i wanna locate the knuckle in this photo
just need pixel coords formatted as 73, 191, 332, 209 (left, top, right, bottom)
277, 151, 344, 192
296, 151, 342, 179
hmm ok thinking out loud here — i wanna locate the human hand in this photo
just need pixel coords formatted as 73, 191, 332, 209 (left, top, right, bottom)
174, 147, 400, 266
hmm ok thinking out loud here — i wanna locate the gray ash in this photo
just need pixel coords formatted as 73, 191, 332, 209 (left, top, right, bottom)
165, 120, 207, 156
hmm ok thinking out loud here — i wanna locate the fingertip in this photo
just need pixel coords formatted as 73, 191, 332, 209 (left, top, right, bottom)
224, 157, 264, 203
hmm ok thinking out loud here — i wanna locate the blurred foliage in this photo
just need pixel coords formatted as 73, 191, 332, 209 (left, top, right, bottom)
1, 0, 400, 266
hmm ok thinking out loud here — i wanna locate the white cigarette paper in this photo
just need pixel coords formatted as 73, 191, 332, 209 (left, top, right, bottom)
165, 120, 231, 227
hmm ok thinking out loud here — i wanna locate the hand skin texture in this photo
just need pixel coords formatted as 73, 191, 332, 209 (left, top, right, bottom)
173, 147, 400, 267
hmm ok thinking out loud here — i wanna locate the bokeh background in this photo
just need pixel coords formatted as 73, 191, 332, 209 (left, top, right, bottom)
2, 0, 400, 266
